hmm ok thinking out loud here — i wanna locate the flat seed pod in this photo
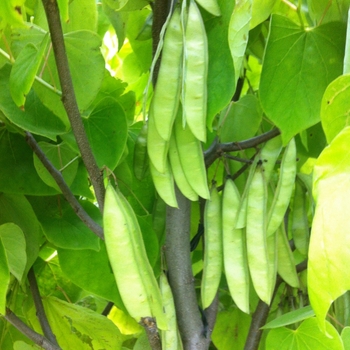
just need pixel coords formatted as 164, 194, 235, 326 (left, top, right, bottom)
152, 7, 183, 141
183, 0, 208, 142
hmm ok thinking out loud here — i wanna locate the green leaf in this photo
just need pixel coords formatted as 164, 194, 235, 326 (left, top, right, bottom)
28, 196, 100, 251
342, 327, 350, 350
260, 15, 345, 144
58, 243, 125, 310
33, 141, 79, 191
34, 256, 82, 302
0, 240, 10, 314
0, 193, 41, 276
228, 0, 252, 86
219, 94, 262, 142
262, 306, 315, 329
321, 74, 350, 144
13, 341, 40, 350
0, 130, 56, 195
64, 31, 105, 111
39, 297, 125, 349
205, 0, 236, 131
61, 0, 97, 32
250, 0, 277, 29
265, 318, 343, 350
309, 126, 350, 332
212, 308, 251, 350
307, 0, 350, 24
0, 0, 26, 28
344, 8, 350, 74
0, 65, 68, 140
10, 35, 49, 107
83, 97, 128, 170
0, 223, 26, 282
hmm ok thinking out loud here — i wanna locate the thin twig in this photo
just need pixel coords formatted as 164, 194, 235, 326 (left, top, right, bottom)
5, 309, 61, 350
41, 0, 105, 211
28, 268, 59, 347
25, 132, 104, 239
204, 128, 281, 168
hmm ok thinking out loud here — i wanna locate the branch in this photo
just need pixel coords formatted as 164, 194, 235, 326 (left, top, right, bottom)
5, 309, 61, 350
28, 268, 59, 347
165, 186, 207, 349
204, 128, 281, 168
244, 260, 308, 350
25, 132, 104, 239
140, 317, 161, 350
41, 0, 105, 211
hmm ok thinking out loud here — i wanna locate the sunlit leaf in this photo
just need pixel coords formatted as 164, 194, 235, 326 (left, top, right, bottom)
0, 240, 9, 314
265, 318, 343, 349
250, 0, 276, 29
260, 15, 345, 144
0, 0, 26, 28
40, 297, 125, 349
309, 126, 350, 331
342, 327, 350, 350
321, 74, 350, 143
262, 306, 315, 329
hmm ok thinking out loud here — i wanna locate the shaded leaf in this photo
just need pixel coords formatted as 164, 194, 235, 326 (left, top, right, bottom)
0, 223, 26, 282
260, 15, 345, 144
205, 0, 236, 131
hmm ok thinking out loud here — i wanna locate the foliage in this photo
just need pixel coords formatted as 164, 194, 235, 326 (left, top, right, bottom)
0, 0, 350, 349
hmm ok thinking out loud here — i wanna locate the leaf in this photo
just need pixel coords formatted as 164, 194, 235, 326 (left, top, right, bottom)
260, 15, 345, 144
321, 74, 350, 144
0, 0, 26, 28
0, 130, 57, 195
205, 0, 236, 131
10, 35, 49, 107
307, 0, 350, 24
250, 0, 277, 29
220, 94, 262, 142
83, 97, 128, 170
265, 318, 343, 350
228, 0, 252, 86
58, 243, 126, 310
40, 297, 125, 349
309, 126, 350, 332
0, 223, 26, 282
342, 327, 350, 350
344, 8, 350, 74
0, 193, 41, 277
13, 341, 40, 350
0, 240, 10, 314
33, 141, 79, 191
262, 306, 315, 329
0, 65, 68, 140
28, 196, 100, 251
211, 308, 251, 350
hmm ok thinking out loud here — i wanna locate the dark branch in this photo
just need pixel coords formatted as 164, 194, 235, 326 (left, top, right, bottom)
25, 132, 104, 239
101, 302, 114, 316
28, 268, 59, 347
244, 260, 308, 350
5, 309, 61, 350
204, 128, 281, 168
41, 0, 105, 211
165, 186, 207, 349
